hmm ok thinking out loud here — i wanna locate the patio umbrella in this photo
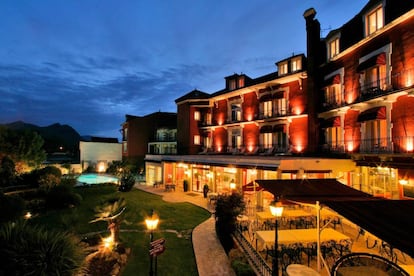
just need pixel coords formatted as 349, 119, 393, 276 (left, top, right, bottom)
242, 181, 264, 193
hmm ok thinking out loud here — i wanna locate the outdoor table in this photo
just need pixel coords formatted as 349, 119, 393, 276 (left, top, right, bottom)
286, 264, 321, 276
208, 193, 218, 204
255, 228, 351, 250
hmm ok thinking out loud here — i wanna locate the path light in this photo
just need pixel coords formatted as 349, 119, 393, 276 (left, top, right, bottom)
24, 212, 32, 219
146, 210, 159, 276
269, 199, 284, 276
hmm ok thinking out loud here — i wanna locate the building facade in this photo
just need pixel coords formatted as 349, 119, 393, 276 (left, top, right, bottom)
79, 136, 122, 172
121, 112, 177, 169
145, 0, 414, 202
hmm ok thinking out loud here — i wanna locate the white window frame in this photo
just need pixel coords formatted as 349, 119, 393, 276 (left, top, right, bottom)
291, 57, 302, 72
365, 4, 384, 36
279, 62, 288, 75
263, 100, 273, 118
327, 36, 340, 60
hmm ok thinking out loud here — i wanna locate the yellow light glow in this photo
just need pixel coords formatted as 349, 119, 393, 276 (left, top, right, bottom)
145, 217, 159, 231
347, 142, 354, 152
406, 137, 413, 152
24, 212, 32, 219
269, 203, 284, 217
296, 145, 303, 152
399, 179, 408, 185
102, 235, 114, 250
230, 182, 236, 190
97, 162, 105, 173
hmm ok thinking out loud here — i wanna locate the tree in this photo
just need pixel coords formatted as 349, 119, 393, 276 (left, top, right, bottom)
215, 193, 246, 253
0, 128, 46, 171
0, 221, 84, 276
90, 197, 126, 245
0, 156, 17, 187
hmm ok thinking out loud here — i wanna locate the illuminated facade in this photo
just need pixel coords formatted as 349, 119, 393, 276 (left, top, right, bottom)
144, 0, 414, 200
79, 137, 122, 172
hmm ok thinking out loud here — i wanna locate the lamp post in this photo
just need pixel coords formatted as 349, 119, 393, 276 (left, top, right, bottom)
145, 210, 159, 276
269, 200, 284, 276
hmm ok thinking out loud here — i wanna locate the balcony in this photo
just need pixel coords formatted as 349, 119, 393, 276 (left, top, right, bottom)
322, 136, 414, 155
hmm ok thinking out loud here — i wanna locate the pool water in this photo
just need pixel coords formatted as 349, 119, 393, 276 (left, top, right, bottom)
76, 173, 119, 185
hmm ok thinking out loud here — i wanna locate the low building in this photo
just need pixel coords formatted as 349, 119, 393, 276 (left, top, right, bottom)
79, 136, 122, 172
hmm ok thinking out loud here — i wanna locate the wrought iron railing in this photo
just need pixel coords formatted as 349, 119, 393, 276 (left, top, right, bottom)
233, 229, 272, 276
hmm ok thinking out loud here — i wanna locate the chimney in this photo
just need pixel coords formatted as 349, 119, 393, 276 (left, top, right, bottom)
303, 8, 322, 154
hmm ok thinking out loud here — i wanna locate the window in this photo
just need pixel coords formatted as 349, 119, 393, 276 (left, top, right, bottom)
274, 131, 287, 151
362, 119, 387, 151
366, 5, 383, 36
263, 101, 272, 118
203, 136, 211, 148
205, 113, 212, 125
363, 64, 387, 93
231, 129, 242, 148
238, 77, 244, 88
279, 62, 288, 75
275, 98, 287, 116
194, 135, 201, 145
194, 111, 200, 121
291, 57, 302, 72
229, 79, 236, 90
261, 132, 273, 149
123, 142, 127, 153
325, 84, 342, 107
328, 37, 339, 59
326, 127, 342, 150
123, 127, 128, 141
231, 103, 242, 121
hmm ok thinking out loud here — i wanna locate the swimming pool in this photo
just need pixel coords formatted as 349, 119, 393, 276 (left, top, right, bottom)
76, 173, 119, 185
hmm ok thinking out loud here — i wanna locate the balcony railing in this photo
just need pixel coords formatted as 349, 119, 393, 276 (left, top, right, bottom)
322, 68, 414, 111
322, 136, 414, 154
198, 144, 289, 155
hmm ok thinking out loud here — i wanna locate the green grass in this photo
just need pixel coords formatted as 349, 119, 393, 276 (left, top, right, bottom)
29, 185, 210, 276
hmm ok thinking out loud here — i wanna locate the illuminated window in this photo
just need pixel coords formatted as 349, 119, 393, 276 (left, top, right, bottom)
279, 62, 288, 75
203, 136, 211, 148
205, 113, 212, 125
328, 37, 340, 59
275, 98, 287, 116
363, 64, 387, 92
238, 77, 244, 88
274, 131, 287, 151
194, 111, 200, 121
366, 5, 383, 36
261, 132, 272, 149
325, 84, 342, 107
263, 101, 272, 118
229, 79, 236, 90
231, 129, 242, 148
123, 142, 127, 153
326, 127, 342, 150
194, 135, 201, 145
291, 57, 302, 72
231, 103, 242, 121
362, 119, 387, 151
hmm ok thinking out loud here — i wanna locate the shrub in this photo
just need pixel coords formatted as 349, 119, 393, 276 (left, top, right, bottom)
215, 193, 245, 253
0, 221, 84, 276
0, 192, 26, 223
229, 249, 255, 276
118, 173, 135, 192
45, 184, 82, 209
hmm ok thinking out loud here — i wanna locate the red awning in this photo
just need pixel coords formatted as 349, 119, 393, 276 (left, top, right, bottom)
323, 74, 341, 87
272, 124, 286, 132
321, 116, 341, 128
259, 125, 273, 133
259, 93, 272, 102
273, 91, 285, 99
357, 52, 386, 72
357, 106, 386, 122
242, 181, 264, 193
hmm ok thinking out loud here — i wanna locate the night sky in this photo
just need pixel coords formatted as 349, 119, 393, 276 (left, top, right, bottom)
0, 0, 367, 139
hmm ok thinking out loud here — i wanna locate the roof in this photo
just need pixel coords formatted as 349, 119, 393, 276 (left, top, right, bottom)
174, 89, 210, 103
256, 178, 414, 258
80, 136, 119, 143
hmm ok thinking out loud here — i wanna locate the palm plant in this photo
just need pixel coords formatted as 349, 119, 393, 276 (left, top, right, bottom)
0, 221, 84, 276
90, 197, 126, 245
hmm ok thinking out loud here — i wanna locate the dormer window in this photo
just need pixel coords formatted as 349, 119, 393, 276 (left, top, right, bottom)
279, 62, 288, 75
238, 77, 244, 88
229, 79, 236, 90
291, 57, 302, 72
365, 5, 383, 36
328, 36, 340, 60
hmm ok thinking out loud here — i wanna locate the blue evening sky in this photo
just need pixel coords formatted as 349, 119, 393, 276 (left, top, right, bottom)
0, 0, 367, 139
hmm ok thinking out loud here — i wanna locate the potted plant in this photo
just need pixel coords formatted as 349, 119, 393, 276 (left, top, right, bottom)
203, 184, 209, 198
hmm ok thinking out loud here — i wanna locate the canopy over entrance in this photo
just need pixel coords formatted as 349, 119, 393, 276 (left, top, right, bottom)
256, 178, 414, 258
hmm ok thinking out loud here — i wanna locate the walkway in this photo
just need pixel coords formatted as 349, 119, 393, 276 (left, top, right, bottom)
135, 184, 236, 276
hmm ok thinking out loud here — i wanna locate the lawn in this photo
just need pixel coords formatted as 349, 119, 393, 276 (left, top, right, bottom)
29, 184, 211, 276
